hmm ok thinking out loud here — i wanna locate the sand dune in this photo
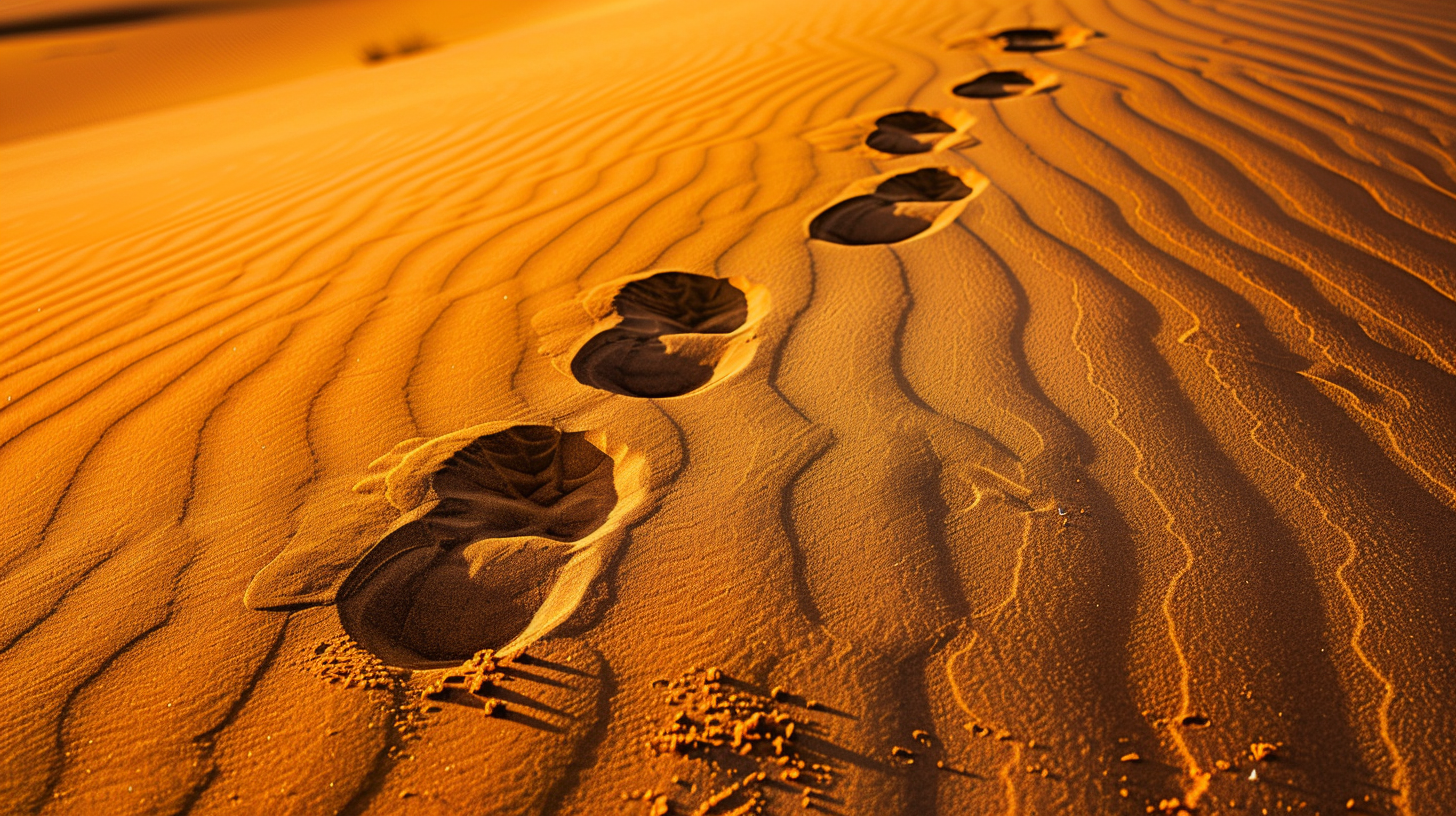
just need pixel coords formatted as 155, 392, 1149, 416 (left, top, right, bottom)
2, 0, 1455, 813
0, 0, 632, 142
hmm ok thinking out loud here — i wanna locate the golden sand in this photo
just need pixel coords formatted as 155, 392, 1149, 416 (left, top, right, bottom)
2, 0, 1455, 813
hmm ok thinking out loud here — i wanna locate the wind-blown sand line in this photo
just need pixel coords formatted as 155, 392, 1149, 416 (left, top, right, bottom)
1077, 66, 1456, 373
439, 57, 888, 293
1088, 49, 1456, 298
1031, 83, 1456, 508
1099, 0, 1456, 115
0, 315, 303, 583
1, 320, 301, 655
2, 38, 797, 346
972, 12, 1438, 804
1042, 17, 1450, 804
966, 127, 1386, 810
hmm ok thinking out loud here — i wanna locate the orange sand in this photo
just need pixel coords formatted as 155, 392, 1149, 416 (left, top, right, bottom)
2, 0, 1455, 813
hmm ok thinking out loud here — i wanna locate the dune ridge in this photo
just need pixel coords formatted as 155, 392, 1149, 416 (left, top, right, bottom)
1, 0, 1454, 813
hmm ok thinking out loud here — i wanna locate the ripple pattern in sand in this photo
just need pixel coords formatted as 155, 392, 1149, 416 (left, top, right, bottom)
1, 0, 1454, 812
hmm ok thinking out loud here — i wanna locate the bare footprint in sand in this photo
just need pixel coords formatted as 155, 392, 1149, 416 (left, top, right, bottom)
952, 69, 1059, 99
533, 270, 771, 399
807, 166, 989, 246
246, 422, 652, 667
806, 108, 976, 159
948, 24, 1097, 54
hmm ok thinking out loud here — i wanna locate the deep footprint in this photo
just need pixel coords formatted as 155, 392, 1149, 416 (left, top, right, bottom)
337, 425, 617, 667
949, 25, 1096, 54
809, 167, 984, 246
864, 111, 957, 155
803, 108, 975, 158
954, 70, 1038, 99
992, 27, 1065, 52
570, 272, 749, 398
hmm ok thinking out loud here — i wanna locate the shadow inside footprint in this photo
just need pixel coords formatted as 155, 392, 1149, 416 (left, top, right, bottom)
864, 111, 957, 155
803, 108, 976, 158
569, 272, 749, 398
992, 27, 1066, 52
809, 167, 981, 246
949, 25, 1095, 54
338, 426, 617, 667
954, 70, 1038, 99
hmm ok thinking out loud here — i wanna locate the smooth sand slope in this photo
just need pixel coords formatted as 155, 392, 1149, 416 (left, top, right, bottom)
0, 0, 625, 142
2, 0, 1455, 813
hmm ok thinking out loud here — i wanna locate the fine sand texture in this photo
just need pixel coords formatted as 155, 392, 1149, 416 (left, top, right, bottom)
3, 0, 1456, 813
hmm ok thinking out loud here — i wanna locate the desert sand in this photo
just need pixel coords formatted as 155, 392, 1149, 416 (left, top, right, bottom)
2, 0, 1455, 813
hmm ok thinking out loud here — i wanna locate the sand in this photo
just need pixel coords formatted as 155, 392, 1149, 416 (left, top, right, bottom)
2, 0, 1455, 813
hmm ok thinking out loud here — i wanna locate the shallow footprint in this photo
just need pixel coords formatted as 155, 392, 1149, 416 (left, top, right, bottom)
246, 422, 651, 668
952, 69, 1058, 100
533, 270, 771, 399
808, 166, 989, 246
948, 24, 1097, 54
806, 108, 976, 159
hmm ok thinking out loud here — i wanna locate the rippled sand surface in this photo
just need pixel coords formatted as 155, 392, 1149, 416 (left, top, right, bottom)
3, 0, 1455, 813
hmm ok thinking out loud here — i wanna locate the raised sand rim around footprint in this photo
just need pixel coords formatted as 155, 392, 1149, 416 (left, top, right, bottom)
571, 272, 748, 398
865, 111, 956, 155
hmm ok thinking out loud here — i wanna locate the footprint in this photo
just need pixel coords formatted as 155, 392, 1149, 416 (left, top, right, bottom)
866, 111, 955, 155
952, 69, 1059, 100
246, 422, 652, 668
990, 28, 1068, 52
569, 273, 745, 398
805, 108, 976, 159
807, 166, 990, 246
533, 270, 771, 399
337, 426, 615, 666
947, 24, 1097, 54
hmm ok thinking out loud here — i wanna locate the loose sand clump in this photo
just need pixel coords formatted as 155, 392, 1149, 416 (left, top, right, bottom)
640, 667, 838, 813
302, 635, 400, 690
